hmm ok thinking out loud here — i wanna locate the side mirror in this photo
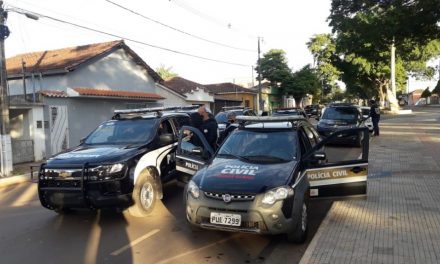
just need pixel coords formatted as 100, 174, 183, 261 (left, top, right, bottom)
315, 116, 320, 121
159, 133, 175, 145
313, 152, 326, 160
80, 137, 86, 144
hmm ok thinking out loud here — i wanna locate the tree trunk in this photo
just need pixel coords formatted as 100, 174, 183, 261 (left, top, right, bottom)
294, 97, 302, 107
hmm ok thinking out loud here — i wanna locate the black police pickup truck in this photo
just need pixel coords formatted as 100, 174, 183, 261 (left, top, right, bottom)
176, 116, 369, 243
37, 106, 194, 216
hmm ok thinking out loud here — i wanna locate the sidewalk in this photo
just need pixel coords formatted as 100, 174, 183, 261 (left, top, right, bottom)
0, 161, 41, 188
300, 107, 440, 263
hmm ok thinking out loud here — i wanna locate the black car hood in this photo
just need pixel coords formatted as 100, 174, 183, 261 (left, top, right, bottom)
196, 158, 297, 194
47, 144, 145, 166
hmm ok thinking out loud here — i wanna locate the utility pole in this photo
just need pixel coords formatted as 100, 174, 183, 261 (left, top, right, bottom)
389, 38, 399, 111
21, 59, 27, 101
257, 37, 263, 113
0, 0, 12, 177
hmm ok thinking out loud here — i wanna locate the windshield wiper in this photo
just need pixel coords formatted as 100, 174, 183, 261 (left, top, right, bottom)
242, 155, 291, 163
217, 153, 251, 162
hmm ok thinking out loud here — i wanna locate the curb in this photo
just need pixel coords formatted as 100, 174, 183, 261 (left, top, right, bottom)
0, 174, 31, 189
299, 202, 335, 264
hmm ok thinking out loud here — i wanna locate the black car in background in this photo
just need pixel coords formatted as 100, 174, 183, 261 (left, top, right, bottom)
316, 103, 366, 146
304, 104, 321, 117
215, 106, 256, 138
272, 107, 308, 119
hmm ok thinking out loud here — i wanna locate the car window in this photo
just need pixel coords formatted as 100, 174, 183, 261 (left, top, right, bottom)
180, 129, 208, 157
174, 116, 190, 130
159, 120, 173, 135
303, 126, 318, 147
218, 130, 298, 162
85, 119, 156, 145
215, 112, 228, 123
321, 107, 359, 121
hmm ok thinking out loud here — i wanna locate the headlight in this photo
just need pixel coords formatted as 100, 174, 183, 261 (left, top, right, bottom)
262, 186, 294, 205
90, 163, 125, 179
187, 180, 200, 199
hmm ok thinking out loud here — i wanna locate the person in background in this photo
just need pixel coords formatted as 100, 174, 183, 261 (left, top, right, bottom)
218, 111, 238, 144
198, 106, 218, 150
369, 99, 381, 136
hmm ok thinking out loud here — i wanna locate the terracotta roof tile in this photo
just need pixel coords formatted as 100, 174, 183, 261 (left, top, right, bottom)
163, 77, 209, 95
39, 90, 68, 97
6, 40, 162, 82
72, 88, 164, 100
205, 83, 256, 94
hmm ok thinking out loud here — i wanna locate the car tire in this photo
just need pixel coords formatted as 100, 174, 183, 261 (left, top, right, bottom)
129, 173, 158, 217
287, 200, 308, 243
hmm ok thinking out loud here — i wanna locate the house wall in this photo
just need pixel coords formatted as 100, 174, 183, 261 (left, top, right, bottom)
7, 49, 184, 106
215, 93, 256, 110
184, 88, 214, 103
155, 84, 186, 107
43, 97, 161, 156
29, 106, 46, 161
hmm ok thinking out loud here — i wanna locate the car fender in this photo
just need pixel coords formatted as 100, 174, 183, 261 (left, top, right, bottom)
134, 143, 177, 185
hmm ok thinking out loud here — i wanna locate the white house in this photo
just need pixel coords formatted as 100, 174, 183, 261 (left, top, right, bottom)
6, 40, 186, 163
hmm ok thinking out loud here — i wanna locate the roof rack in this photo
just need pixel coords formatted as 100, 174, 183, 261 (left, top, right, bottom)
112, 105, 200, 119
221, 105, 247, 110
236, 115, 305, 129
236, 115, 306, 123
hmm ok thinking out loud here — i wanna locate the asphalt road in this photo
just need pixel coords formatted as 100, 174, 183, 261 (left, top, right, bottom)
0, 127, 365, 264
0, 179, 333, 264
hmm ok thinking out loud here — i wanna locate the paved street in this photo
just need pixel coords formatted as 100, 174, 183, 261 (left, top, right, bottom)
2, 106, 438, 264
301, 106, 440, 264
0, 177, 331, 264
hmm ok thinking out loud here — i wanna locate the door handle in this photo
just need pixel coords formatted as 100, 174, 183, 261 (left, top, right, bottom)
351, 167, 363, 173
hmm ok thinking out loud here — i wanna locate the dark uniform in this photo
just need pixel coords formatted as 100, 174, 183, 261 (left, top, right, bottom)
370, 101, 381, 136
218, 123, 238, 144
200, 114, 218, 150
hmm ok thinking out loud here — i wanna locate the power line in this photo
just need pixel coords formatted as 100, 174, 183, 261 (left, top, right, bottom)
103, 0, 255, 53
7, 6, 252, 68
170, 0, 258, 39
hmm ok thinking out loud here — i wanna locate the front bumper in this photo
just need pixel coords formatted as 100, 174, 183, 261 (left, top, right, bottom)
38, 164, 133, 210
185, 191, 296, 235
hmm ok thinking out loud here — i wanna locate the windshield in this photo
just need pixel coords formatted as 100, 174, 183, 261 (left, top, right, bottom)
322, 107, 359, 121
85, 119, 157, 145
218, 130, 298, 162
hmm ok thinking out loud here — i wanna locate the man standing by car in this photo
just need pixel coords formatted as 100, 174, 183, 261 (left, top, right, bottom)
198, 106, 219, 149
369, 99, 381, 136
218, 111, 238, 144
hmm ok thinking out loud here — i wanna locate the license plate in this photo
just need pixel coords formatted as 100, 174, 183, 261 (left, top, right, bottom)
210, 212, 241, 226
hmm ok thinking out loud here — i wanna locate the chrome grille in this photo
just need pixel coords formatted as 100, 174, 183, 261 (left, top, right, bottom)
204, 192, 255, 201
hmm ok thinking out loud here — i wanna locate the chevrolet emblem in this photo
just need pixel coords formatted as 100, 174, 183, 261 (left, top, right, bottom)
58, 171, 71, 178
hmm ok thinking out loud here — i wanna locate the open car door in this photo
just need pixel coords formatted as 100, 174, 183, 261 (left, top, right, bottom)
304, 127, 369, 198
176, 126, 214, 182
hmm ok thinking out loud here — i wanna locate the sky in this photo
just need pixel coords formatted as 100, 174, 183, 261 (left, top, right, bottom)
3, 0, 332, 87
3, 0, 437, 91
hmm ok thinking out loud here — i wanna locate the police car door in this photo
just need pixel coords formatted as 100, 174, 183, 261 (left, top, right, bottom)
176, 126, 214, 177
304, 127, 369, 198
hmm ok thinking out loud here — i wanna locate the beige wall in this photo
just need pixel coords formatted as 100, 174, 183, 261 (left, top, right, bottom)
216, 93, 256, 110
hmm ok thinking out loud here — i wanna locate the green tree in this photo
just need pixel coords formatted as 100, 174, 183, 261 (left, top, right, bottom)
156, 64, 178, 80
421, 87, 432, 99
255, 49, 292, 89
283, 65, 321, 106
432, 80, 440, 95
